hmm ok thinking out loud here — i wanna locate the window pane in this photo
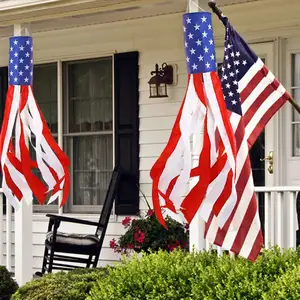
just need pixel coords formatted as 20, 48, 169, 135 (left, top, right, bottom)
72, 135, 113, 206
292, 54, 300, 87
293, 124, 300, 156
292, 88, 300, 122
33, 64, 58, 133
292, 55, 300, 157
68, 58, 112, 133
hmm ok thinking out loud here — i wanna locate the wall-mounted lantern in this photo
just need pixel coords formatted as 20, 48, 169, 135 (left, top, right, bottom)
148, 63, 174, 98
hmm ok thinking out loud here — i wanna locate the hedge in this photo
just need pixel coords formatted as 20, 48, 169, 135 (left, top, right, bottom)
88, 247, 300, 300
11, 268, 107, 300
0, 266, 18, 300
11, 247, 300, 300
264, 264, 300, 300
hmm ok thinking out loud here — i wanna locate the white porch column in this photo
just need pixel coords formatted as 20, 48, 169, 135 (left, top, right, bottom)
188, 0, 206, 252
13, 23, 33, 285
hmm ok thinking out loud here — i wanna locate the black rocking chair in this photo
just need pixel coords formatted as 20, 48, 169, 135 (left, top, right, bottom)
36, 166, 122, 275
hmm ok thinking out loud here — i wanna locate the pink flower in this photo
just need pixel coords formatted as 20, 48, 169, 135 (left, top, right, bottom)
134, 229, 145, 244
122, 217, 131, 227
147, 209, 154, 217
127, 243, 134, 249
110, 239, 116, 249
167, 244, 176, 251
182, 241, 188, 248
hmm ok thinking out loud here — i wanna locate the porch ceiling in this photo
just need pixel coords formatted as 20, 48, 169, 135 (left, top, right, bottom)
0, 0, 264, 37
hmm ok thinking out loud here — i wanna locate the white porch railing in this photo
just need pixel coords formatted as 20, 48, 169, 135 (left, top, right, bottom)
0, 188, 13, 271
198, 186, 300, 253
0, 186, 300, 274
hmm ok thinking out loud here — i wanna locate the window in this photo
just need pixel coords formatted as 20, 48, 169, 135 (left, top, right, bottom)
32, 63, 58, 209
64, 57, 113, 213
292, 54, 300, 156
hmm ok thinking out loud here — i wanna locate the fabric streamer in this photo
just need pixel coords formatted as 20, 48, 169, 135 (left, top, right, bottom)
0, 36, 70, 208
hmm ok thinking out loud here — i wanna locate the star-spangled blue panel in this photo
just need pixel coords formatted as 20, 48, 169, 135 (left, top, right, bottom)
183, 12, 216, 74
8, 36, 33, 86
220, 21, 259, 115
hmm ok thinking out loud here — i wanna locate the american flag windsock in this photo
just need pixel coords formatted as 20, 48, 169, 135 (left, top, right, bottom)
0, 36, 70, 208
205, 15, 290, 261
150, 12, 237, 229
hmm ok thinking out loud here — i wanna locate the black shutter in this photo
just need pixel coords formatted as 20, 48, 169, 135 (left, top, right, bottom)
0, 67, 8, 214
0, 67, 8, 124
114, 52, 139, 215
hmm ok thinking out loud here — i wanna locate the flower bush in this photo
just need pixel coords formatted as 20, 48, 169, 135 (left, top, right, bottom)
110, 208, 189, 254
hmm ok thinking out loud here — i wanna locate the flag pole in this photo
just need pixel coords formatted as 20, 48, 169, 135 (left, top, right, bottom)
188, 0, 207, 254
208, 0, 300, 115
13, 23, 33, 286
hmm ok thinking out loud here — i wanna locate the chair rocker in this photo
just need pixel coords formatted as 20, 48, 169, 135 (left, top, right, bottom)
36, 165, 122, 275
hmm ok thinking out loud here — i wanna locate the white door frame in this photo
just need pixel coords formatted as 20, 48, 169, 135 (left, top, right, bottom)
282, 37, 300, 186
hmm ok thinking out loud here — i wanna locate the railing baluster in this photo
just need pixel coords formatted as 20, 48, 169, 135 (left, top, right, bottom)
0, 192, 3, 266
6, 203, 12, 272
264, 192, 270, 249
217, 246, 223, 256
287, 191, 296, 249
270, 192, 275, 246
205, 239, 210, 251
275, 192, 283, 247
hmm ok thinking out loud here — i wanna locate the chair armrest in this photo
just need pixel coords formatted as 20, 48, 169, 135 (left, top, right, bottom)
46, 214, 99, 227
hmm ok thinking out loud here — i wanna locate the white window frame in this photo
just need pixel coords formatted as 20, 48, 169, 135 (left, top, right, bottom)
32, 52, 116, 217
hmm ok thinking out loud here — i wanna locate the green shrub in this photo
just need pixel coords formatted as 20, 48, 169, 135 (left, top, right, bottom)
88, 247, 300, 300
263, 264, 300, 300
190, 246, 300, 300
88, 249, 219, 300
0, 266, 18, 300
11, 267, 107, 300
11, 247, 300, 300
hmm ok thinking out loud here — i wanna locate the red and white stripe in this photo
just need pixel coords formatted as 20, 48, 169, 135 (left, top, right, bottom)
205, 58, 290, 261
0, 85, 70, 208
151, 72, 237, 228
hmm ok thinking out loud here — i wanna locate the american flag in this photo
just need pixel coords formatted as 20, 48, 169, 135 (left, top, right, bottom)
0, 36, 70, 208
150, 12, 237, 229
205, 16, 290, 261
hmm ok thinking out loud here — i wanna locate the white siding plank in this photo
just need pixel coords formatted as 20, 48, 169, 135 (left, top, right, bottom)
140, 130, 172, 144
139, 144, 166, 157
140, 116, 176, 131
140, 157, 156, 171
139, 102, 180, 118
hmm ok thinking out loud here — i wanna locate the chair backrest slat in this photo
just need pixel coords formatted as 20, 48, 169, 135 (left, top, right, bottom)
96, 166, 122, 235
